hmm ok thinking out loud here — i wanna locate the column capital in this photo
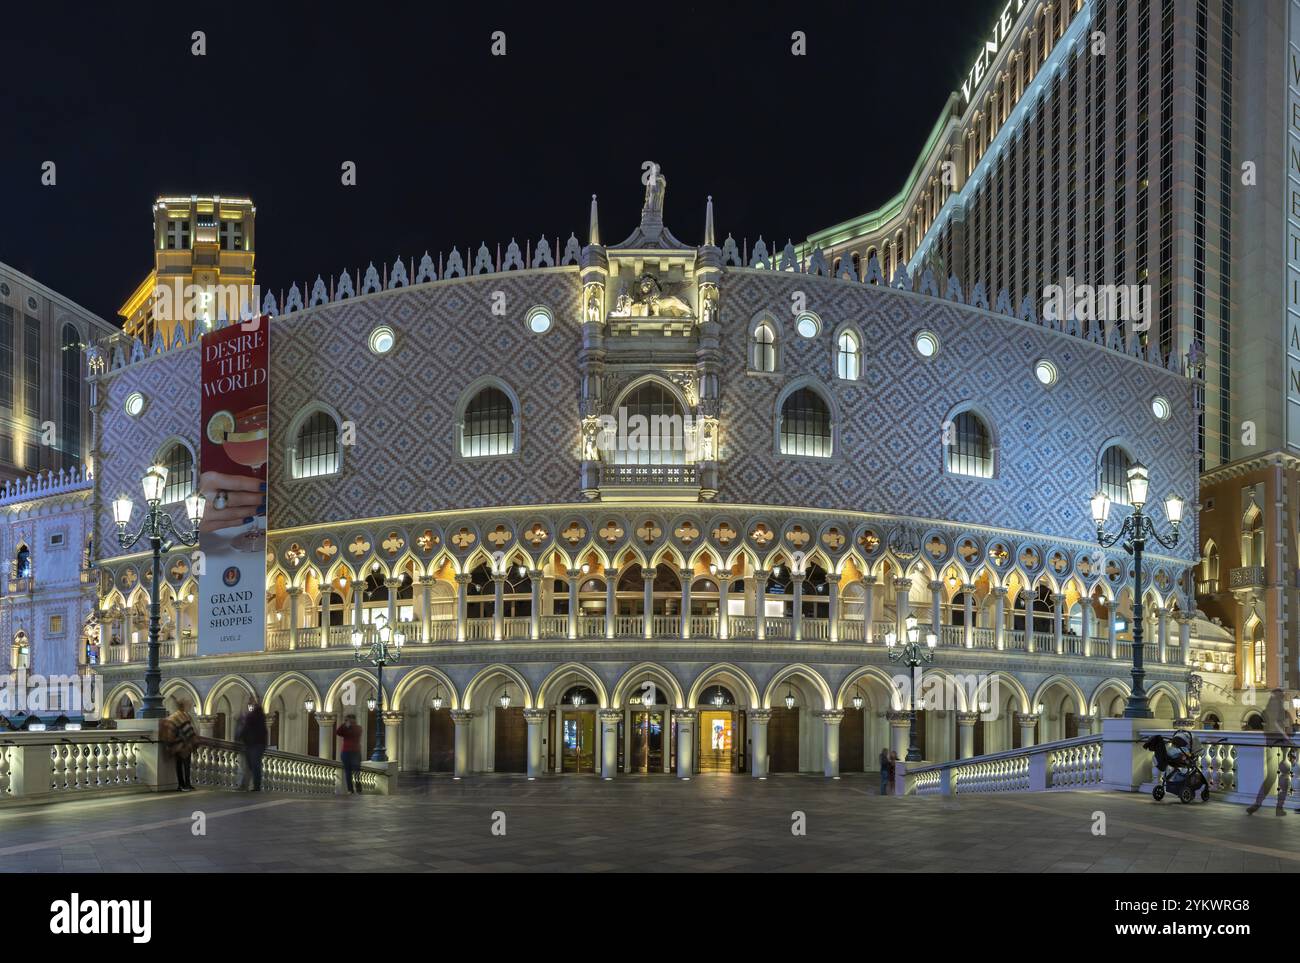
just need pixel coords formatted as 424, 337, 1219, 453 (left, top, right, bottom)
1051, 592, 1066, 604
284, 585, 302, 597
598, 708, 622, 723
416, 574, 435, 586
565, 568, 583, 580
815, 709, 845, 725
748, 708, 773, 724
642, 567, 657, 582
450, 709, 475, 725
381, 710, 403, 726
860, 575, 878, 586
991, 585, 1008, 597
527, 569, 544, 580
673, 708, 698, 724
929, 579, 944, 591
523, 708, 548, 724
678, 568, 693, 582
961, 583, 977, 593
886, 710, 913, 724
454, 573, 473, 586
196, 714, 219, 726
956, 711, 981, 725
752, 569, 770, 584
1172, 717, 1196, 728
1076, 714, 1097, 727
892, 577, 912, 590
790, 571, 807, 583
384, 577, 403, 591
315, 712, 337, 726
1015, 712, 1040, 727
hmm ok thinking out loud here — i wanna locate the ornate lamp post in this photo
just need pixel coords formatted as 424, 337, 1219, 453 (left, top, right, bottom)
351, 613, 403, 761
1091, 462, 1184, 719
886, 615, 936, 761
112, 464, 205, 719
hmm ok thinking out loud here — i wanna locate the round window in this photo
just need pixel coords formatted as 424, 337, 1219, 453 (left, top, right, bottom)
0, 283, 9, 297
367, 325, 395, 355
1151, 396, 1170, 421
795, 312, 821, 339
526, 306, 553, 334
1034, 360, 1058, 386
124, 392, 146, 417
914, 331, 939, 358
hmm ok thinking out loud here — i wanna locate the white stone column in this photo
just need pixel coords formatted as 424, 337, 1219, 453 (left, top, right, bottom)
992, 587, 1007, 650
962, 584, 975, 647
754, 570, 768, 641
887, 710, 912, 758
599, 709, 621, 779
1076, 714, 1096, 737
679, 568, 692, 640
749, 708, 770, 778
196, 714, 217, 739
1018, 712, 1039, 749
316, 712, 336, 760
318, 586, 329, 641
929, 580, 943, 640
791, 572, 806, 641
1157, 606, 1170, 663
893, 577, 912, 638
418, 575, 433, 643
492, 574, 506, 641
524, 708, 546, 778
862, 575, 876, 643
529, 569, 543, 640
827, 577, 839, 642
353, 577, 364, 626
1105, 599, 1118, 659
718, 575, 730, 639
1022, 589, 1036, 652
566, 568, 581, 640
675, 709, 696, 778
172, 597, 185, 657
455, 573, 471, 642
818, 710, 844, 777
286, 586, 301, 650
1052, 592, 1065, 654
382, 710, 402, 768
451, 709, 474, 777
604, 569, 618, 638
1079, 597, 1092, 656
957, 711, 979, 758
385, 578, 401, 638
1176, 612, 1191, 666
643, 567, 656, 639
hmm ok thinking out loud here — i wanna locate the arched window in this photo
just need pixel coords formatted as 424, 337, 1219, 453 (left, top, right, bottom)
945, 410, 994, 478
13, 544, 31, 580
1099, 445, 1132, 504
60, 324, 81, 470
835, 329, 861, 381
751, 321, 777, 372
11, 631, 29, 670
1201, 541, 1219, 592
611, 381, 686, 466
1251, 620, 1266, 687
157, 442, 195, 503
1242, 506, 1264, 569
779, 387, 832, 457
461, 385, 516, 457
292, 410, 341, 479
1013, 585, 1054, 633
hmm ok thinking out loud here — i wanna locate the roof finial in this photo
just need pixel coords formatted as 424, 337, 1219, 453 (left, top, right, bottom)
703, 195, 715, 247
589, 194, 600, 246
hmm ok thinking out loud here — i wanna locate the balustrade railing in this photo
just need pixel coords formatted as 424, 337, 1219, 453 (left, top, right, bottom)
1031, 631, 1054, 652
839, 620, 864, 642
1006, 630, 1027, 651
651, 615, 678, 637
907, 734, 1105, 797
940, 625, 964, 647
803, 618, 829, 641
266, 630, 291, 651
428, 619, 456, 641
539, 615, 568, 639
465, 618, 495, 640
690, 615, 718, 638
971, 627, 997, 649
729, 615, 755, 637
615, 616, 643, 638
580, 615, 607, 637
765, 616, 792, 640
1137, 729, 1299, 808
503, 617, 531, 640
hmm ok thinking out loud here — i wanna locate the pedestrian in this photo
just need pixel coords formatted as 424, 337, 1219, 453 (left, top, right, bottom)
1246, 689, 1293, 816
888, 749, 900, 795
336, 713, 363, 794
879, 747, 891, 795
238, 702, 269, 791
162, 698, 199, 792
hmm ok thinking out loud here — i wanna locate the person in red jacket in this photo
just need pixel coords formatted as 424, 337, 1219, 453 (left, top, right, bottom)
335, 713, 363, 794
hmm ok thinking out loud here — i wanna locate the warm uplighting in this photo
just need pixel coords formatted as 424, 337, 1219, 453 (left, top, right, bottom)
1125, 462, 1150, 508
1090, 491, 1110, 527
1164, 493, 1184, 527
112, 494, 134, 528
141, 464, 168, 504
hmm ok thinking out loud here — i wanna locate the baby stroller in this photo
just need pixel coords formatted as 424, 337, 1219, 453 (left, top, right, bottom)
1142, 730, 1210, 803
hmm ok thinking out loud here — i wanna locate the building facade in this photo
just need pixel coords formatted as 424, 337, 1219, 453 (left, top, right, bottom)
799, 0, 1299, 719
85, 173, 1202, 776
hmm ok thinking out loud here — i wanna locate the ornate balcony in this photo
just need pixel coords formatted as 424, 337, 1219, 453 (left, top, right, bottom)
1228, 566, 1265, 590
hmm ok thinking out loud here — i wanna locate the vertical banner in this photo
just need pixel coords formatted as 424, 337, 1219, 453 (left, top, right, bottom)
197, 318, 270, 655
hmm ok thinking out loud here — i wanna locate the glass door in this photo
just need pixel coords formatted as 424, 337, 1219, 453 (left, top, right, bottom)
628, 710, 664, 772
562, 711, 595, 772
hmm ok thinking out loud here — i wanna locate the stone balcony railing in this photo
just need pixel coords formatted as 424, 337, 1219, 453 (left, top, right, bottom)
1228, 566, 1266, 590
101, 614, 1187, 667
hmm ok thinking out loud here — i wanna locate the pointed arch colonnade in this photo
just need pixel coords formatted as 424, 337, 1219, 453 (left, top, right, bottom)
101, 658, 1183, 779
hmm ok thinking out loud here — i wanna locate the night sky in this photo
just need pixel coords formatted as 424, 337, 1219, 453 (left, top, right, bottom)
2, 1, 1001, 323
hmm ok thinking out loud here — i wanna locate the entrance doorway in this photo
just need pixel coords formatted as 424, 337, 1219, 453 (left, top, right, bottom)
429, 708, 453, 772
628, 710, 665, 772
769, 706, 799, 772
562, 711, 595, 772
841, 706, 864, 772
698, 709, 735, 772
494, 706, 526, 772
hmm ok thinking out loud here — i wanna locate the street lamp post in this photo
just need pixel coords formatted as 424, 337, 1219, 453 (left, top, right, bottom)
1090, 462, 1184, 719
352, 613, 404, 761
886, 615, 936, 762
112, 465, 205, 719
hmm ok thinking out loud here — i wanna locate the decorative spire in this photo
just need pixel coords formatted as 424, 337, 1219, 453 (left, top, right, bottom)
589, 194, 600, 246
703, 195, 715, 247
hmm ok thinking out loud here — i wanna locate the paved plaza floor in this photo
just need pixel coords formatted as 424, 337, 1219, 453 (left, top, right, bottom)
2, 775, 1297, 873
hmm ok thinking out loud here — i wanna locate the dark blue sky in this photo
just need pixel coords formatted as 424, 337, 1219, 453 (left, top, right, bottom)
1, 1, 1001, 321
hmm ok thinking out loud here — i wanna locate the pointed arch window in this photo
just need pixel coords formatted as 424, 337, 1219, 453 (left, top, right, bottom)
835, 329, 861, 381
157, 442, 195, 503
611, 381, 685, 466
1242, 506, 1264, 569
1099, 445, 1132, 504
945, 410, 994, 478
461, 385, 516, 458
292, 410, 341, 479
1201, 541, 1219, 593
779, 387, 832, 458
751, 321, 777, 372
